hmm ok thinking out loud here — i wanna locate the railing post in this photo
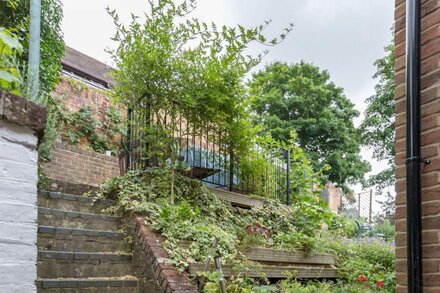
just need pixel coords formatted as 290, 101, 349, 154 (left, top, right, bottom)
126, 108, 133, 171
229, 148, 234, 192
286, 149, 291, 205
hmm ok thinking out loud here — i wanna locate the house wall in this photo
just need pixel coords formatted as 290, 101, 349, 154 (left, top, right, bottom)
394, 0, 440, 291
0, 92, 46, 293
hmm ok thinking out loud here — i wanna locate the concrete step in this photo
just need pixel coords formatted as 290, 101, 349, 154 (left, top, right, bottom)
37, 251, 134, 278
38, 190, 115, 214
37, 226, 127, 252
38, 207, 120, 231
36, 277, 139, 292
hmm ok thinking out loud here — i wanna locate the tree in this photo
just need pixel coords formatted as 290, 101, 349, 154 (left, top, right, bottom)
360, 44, 395, 192
0, 0, 64, 96
108, 0, 292, 202
360, 44, 395, 220
249, 61, 370, 192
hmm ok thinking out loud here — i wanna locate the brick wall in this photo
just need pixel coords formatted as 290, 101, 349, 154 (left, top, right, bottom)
52, 76, 123, 150
41, 142, 120, 188
394, 0, 440, 291
132, 215, 198, 293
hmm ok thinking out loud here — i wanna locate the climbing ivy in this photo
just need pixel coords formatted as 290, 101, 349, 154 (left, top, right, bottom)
62, 105, 123, 155
0, 27, 22, 94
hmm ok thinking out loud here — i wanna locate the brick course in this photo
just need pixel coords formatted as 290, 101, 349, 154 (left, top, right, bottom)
41, 142, 119, 187
394, 0, 440, 291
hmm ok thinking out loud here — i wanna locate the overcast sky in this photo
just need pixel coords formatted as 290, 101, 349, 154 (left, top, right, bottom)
61, 0, 395, 209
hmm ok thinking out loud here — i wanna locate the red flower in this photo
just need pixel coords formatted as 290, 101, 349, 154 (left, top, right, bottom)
375, 280, 385, 288
357, 275, 367, 282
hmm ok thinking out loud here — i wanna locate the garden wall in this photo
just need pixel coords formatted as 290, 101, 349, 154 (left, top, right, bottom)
0, 91, 46, 293
394, 0, 440, 291
41, 142, 120, 188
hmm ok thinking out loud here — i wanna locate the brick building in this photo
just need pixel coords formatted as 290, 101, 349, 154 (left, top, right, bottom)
394, 0, 440, 291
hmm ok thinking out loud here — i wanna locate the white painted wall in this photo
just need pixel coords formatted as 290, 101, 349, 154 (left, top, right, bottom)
0, 120, 38, 293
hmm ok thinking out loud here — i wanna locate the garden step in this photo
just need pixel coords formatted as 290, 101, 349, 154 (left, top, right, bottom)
37, 251, 134, 278
242, 247, 335, 266
37, 225, 126, 252
36, 277, 139, 292
38, 207, 120, 231
188, 263, 339, 279
38, 190, 115, 214
176, 242, 335, 266
208, 187, 265, 208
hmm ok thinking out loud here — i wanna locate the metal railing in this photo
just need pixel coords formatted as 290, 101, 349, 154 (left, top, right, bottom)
120, 104, 291, 203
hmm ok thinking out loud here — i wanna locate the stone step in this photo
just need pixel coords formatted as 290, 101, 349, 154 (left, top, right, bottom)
36, 277, 139, 293
38, 207, 120, 231
38, 190, 115, 214
37, 251, 134, 278
37, 226, 126, 252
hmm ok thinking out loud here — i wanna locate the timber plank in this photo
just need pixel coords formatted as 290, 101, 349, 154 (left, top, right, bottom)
243, 248, 335, 265
209, 188, 265, 208
188, 263, 339, 278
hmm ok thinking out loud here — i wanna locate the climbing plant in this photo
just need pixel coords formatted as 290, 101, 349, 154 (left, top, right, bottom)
0, 27, 22, 94
108, 0, 293, 202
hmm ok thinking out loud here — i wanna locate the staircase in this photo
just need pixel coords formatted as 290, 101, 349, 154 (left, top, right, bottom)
35, 189, 142, 292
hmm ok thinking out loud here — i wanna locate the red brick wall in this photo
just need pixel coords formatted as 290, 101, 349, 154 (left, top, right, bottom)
52, 76, 124, 149
41, 142, 120, 187
394, 0, 440, 291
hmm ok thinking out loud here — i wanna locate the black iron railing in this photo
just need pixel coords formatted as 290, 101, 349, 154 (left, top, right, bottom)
120, 104, 291, 202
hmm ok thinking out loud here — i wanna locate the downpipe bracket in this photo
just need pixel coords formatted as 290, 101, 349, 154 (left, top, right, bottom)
405, 156, 431, 165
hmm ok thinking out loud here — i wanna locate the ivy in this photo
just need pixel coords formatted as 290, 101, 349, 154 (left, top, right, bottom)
0, 27, 22, 94
62, 105, 123, 155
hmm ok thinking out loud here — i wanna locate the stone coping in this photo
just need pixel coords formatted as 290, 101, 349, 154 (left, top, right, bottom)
0, 90, 47, 138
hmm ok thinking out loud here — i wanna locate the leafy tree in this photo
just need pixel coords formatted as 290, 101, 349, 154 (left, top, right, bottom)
249, 61, 370, 192
360, 44, 395, 192
108, 0, 292, 202
0, 0, 64, 96
360, 44, 395, 220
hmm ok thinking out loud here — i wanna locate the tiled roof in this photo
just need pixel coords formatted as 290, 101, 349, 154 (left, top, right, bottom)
61, 46, 114, 88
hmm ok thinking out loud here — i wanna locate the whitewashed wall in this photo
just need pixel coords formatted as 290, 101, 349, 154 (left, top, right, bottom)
0, 120, 39, 293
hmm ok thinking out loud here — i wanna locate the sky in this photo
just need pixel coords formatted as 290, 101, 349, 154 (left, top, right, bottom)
61, 0, 395, 214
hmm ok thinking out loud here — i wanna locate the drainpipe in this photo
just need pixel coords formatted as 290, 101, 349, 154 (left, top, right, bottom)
28, 0, 41, 101
405, 0, 422, 291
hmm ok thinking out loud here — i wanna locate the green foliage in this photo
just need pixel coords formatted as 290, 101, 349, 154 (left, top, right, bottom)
93, 168, 395, 291
0, 0, 64, 96
249, 61, 370, 192
63, 105, 123, 154
370, 219, 395, 242
315, 233, 395, 292
108, 0, 292, 200
0, 27, 22, 94
93, 168, 336, 268
360, 44, 395, 221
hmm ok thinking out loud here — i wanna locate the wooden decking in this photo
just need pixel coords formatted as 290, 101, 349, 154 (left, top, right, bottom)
208, 187, 265, 208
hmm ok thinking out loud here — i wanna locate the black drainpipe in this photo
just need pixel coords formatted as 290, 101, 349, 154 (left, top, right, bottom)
405, 0, 422, 291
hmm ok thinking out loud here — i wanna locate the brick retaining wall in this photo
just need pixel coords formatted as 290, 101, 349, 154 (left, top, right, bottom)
41, 142, 120, 187
132, 215, 198, 293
